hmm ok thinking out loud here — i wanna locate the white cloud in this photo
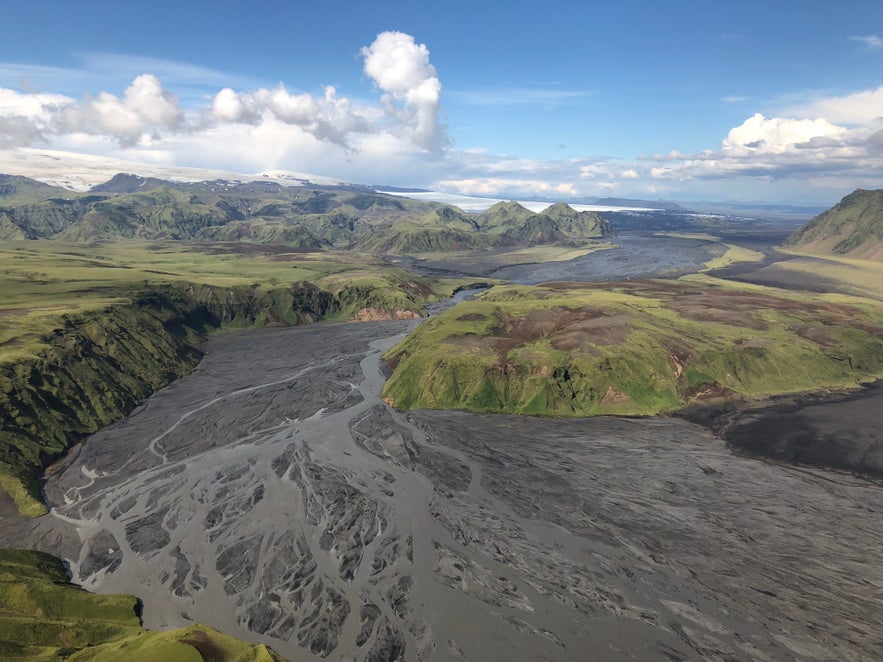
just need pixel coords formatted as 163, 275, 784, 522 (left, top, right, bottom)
211, 87, 257, 123
782, 85, 883, 126
58, 74, 183, 146
0, 31, 445, 158
361, 31, 444, 150
0, 87, 73, 147
849, 35, 883, 50
723, 113, 849, 153
0, 87, 72, 123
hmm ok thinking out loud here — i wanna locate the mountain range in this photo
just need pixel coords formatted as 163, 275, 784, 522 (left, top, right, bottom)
0, 173, 611, 253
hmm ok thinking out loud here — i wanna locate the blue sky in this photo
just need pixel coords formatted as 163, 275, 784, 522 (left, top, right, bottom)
1, 1, 882, 204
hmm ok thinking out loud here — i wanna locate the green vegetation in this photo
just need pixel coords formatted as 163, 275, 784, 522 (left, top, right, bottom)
0, 174, 611, 255
477, 200, 610, 244
0, 241, 465, 363
0, 549, 281, 661
0, 241, 470, 515
383, 279, 883, 417
784, 188, 883, 261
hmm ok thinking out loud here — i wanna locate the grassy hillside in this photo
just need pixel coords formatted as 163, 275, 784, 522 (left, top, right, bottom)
476, 200, 611, 244
0, 549, 281, 661
0, 175, 613, 254
383, 279, 883, 417
0, 241, 468, 516
784, 189, 883, 260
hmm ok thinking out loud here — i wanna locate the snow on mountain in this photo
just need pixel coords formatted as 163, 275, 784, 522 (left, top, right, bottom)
0, 148, 348, 191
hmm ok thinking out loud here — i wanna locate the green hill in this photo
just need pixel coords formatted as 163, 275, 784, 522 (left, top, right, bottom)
355, 221, 493, 254
382, 280, 883, 417
0, 174, 80, 206
476, 201, 610, 244
784, 189, 883, 261
539, 202, 611, 239
0, 548, 282, 661
476, 201, 536, 232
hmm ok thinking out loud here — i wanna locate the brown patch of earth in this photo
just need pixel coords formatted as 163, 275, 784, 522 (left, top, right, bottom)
441, 333, 496, 357
790, 324, 836, 346
487, 307, 604, 365
351, 307, 421, 322
600, 385, 631, 404
549, 314, 633, 352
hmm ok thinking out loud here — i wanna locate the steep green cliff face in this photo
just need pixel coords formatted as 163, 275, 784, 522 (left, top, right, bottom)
0, 277, 432, 517
0, 548, 282, 660
382, 280, 883, 417
0, 289, 212, 516
785, 189, 883, 261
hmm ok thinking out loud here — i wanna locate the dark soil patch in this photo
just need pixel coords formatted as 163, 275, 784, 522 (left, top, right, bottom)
678, 380, 883, 478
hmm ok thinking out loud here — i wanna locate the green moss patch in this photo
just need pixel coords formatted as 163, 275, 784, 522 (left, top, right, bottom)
0, 549, 281, 661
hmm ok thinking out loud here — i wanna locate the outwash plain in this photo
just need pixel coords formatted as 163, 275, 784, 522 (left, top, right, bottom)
1, 179, 883, 661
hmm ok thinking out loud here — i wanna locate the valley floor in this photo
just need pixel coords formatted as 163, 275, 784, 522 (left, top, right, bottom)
1, 231, 881, 661
1, 315, 880, 661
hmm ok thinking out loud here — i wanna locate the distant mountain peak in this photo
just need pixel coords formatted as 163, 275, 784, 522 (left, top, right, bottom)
91, 173, 168, 193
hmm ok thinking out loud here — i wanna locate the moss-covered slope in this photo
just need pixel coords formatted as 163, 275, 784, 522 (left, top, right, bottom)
0, 289, 210, 516
784, 189, 883, 261
0, 548, 282, 661
477, 200, 611, 244
0, 254, 457, 517
383, 280, 883, 417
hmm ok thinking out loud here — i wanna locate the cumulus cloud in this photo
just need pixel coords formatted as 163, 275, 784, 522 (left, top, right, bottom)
59, 74, 183, 145
361, 31, 444, 150
723, 113, 849, 153
0, 87, 72, 146
208, 84, 372, 146
211, 87, 260, 123
782, 86, 883, 126
641, 109, 883, 192
0, 31, 444, 155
